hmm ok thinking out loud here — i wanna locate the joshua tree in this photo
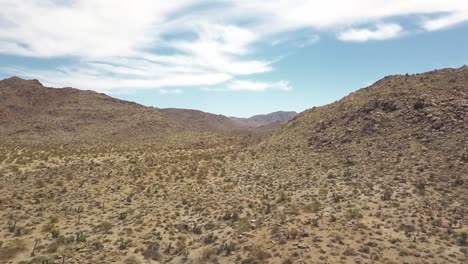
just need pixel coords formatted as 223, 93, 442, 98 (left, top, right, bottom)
31, 238, 41, 256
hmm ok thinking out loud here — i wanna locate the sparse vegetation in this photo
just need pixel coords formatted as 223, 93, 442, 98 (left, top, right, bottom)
0, 68, 466, 263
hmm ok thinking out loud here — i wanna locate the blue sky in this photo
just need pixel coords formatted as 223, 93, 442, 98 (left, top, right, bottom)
1, 1, 467, 117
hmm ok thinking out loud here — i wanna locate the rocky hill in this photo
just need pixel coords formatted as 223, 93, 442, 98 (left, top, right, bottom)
266, 67, 467, 161
241, 66, 468, 263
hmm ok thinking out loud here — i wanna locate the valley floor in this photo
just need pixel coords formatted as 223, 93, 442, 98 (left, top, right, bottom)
0, 139, 466, 264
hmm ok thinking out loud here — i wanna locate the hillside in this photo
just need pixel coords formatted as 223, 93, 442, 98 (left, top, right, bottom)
267, 67, 467, 152
0, 77, 187, 144
161, 108, 249, 133
231, 111, 297, 127
0, 77, 287, 145
0, 68, 466, 264
245, 66, 468, 263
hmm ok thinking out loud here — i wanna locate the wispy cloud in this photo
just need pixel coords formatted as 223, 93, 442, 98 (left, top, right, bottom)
338, 23, 403, 42
0, 0, 467, 92
227, 80, 291, 92
422, 12, 468, 31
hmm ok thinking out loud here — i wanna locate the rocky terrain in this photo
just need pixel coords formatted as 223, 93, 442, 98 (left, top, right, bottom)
0, 67, 466, 264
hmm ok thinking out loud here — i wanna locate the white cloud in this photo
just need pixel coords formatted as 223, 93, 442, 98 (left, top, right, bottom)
224, 1, 468, 32
338, 23, 403, 42
422, 12, 468, 31
227, 80, 291, 92
3, 65, 232, 93
0, 0, 467, 92
159, 89, 183, 95
0, 0, 190, 58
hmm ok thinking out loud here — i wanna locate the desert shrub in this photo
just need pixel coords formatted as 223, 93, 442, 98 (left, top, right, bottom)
345, 209, 363, 220
204, 221, 216, 230
51, 228, 60, 239
462, 152, 468, 162
413, 98, 425, 109
311, 217, 319, 227
459, 231, 467, 246
118, 212, 128, 220
249, 246, 271, 261
192, 225, 202, 234
142, 243, 161, 261
343, 247, 357, 256
288, 228, 299, 239
382, 188, 392, 201
216, 241, 237, 256
304, 200, 321, 213
14, 226, 30, 237
416, 181, 426, 195
76, 231, 87, 243
277, 191, 289, 203
124, 256, 141, 264
203, 233, 217, 244
118, 238, 132, 250
240, 257, 255, 264
8, 221, 16, 233
331, 234, 344, 244
222, 211, 240, 222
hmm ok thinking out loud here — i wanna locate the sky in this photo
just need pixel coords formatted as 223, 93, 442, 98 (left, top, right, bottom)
0, 1, 467, 117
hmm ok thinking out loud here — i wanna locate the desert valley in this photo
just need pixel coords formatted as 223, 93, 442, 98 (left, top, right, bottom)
0, 67, 466, 264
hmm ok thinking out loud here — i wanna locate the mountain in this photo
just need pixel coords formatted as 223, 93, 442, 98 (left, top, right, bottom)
266, 67, 467, 153
0, 77, 187, 144
231, 111, 297, 127
0, 77, 291, 144
161, 108, 249, 133
243, 66, 467, 263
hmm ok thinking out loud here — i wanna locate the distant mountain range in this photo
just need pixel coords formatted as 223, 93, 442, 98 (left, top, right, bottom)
230, 111, 297, 127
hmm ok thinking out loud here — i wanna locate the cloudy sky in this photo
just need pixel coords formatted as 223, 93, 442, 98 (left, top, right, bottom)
1, 0, 467, 117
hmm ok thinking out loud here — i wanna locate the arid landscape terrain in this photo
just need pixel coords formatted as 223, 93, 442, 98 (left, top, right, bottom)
0, 67, 467, 264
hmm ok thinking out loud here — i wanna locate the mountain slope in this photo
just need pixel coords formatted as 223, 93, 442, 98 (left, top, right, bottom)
267, 67, 467, 155
238, 66, 468, 263
231, 111, 297, 127
0, 77, 187, 144
161, 108, 249, 133
0, 77, 292, 144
